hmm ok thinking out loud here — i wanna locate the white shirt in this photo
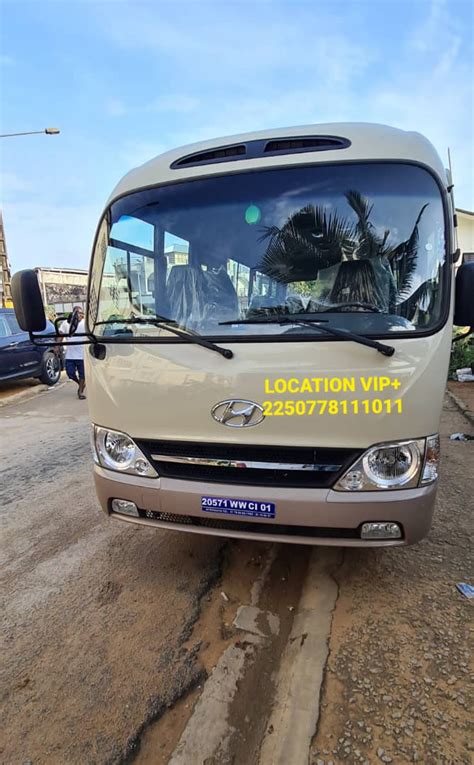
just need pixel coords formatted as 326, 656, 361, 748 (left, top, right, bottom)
59, 318, 85, 360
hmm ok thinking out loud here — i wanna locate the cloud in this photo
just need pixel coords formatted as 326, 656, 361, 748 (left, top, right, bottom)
104, 97, 128, 117
363, 1, 473, 207
410, 0, 447, 53
2, 0, 472, 279
1, 173, 34, 197
93, 1, 374, 89
146, 94, 200, 113
3, 199, 100, 272
103, 93, 199, 120
118, 139, 170, 168
101, 0, 472, 208
1, 165, 89, 202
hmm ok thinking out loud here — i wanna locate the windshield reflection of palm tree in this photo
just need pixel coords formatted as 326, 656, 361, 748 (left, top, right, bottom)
328, 260, 387, 309
257, 190, 429, 316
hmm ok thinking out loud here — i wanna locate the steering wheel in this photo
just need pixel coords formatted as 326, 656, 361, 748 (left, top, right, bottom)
324, 301, 382, 313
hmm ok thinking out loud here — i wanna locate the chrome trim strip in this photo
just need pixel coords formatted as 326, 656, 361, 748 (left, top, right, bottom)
150, 454, 342, 472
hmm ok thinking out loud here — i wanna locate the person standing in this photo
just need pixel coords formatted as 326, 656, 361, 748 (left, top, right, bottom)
59, 306, 87, 399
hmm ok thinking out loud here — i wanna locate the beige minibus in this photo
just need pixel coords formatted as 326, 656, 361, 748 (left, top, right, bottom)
13, 123, 474, 546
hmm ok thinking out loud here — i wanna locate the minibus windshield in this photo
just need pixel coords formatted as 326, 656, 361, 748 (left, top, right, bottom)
89, 163, 447, 340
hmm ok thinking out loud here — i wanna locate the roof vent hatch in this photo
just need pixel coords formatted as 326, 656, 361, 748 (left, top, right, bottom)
264, 136, 350, 153
170, 134, 350, 169
171, 144, 246, 169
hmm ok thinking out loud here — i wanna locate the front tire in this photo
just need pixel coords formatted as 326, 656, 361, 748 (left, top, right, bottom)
39, 351, 61, 386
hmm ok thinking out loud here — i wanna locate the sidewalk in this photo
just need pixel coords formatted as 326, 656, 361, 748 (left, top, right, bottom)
0, 373, 66, 408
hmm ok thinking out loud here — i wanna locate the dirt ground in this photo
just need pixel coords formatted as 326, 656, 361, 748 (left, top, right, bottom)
0, 383, 224, 764
1, 382, 472, 765
447, 380, 474, 419
311, 399, 473, 765
0, 382, 308, 765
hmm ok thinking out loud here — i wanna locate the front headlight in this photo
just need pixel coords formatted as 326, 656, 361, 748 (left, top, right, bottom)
363, 442, 421, 488
92, 425, 157, 477
335, 438, 426, 491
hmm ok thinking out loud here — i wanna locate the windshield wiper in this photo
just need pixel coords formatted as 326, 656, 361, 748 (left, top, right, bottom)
94, 317, 233, 359
219, 315, 394, 357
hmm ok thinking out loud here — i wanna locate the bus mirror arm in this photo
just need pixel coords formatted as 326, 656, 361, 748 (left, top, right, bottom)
27, 331, 96, 348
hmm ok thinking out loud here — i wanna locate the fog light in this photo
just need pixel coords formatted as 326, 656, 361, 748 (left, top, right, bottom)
111, 499, 139, 517
360, 522, 402, 540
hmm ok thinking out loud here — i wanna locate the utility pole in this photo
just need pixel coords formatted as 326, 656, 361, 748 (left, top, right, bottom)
0, 211, 13, 307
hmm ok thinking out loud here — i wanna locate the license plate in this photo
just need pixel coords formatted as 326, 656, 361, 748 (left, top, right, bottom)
201, 496, 275, 519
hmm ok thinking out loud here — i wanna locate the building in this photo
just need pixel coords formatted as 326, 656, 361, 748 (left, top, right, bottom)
34, 267, 88, 318
0, 211, 13, 307
456, 208, 474, 264
33, 244, 189, 321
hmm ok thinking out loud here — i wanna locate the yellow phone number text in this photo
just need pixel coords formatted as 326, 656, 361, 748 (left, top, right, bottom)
262, 399, 403, 416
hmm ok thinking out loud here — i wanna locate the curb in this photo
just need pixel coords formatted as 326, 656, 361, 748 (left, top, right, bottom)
259, 548, 340, 765
0, 379, 67, 409
168, 547, 277, 765
446, 388, 474, 427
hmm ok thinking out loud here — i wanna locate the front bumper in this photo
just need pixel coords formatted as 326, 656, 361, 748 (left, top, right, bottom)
93, 465, 437, 546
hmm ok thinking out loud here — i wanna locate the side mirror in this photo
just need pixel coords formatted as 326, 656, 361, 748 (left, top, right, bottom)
454, 262, 474, 327
11, 269, 47, 332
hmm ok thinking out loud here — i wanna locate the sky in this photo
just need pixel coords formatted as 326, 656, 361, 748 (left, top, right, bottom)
1, 0, 473, 273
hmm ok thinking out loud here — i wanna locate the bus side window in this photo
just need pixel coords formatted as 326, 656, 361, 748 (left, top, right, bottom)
227, 258, 250, 311
164, 232, 190, 277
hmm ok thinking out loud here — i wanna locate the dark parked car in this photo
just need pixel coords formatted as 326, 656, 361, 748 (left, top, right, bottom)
0, 308, 61, 385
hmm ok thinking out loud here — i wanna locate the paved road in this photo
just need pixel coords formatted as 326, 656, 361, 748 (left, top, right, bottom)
0, 381, 472, 764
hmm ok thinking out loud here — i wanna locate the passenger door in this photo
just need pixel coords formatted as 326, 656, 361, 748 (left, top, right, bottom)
2, 313, 41, 379
0, 314, 15, 378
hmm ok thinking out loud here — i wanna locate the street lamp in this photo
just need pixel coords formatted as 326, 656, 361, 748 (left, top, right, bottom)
0, 127, 60, 138
0, 126, 60, 306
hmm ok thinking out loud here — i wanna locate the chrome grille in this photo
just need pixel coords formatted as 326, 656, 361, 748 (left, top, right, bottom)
135, 440, 361, 489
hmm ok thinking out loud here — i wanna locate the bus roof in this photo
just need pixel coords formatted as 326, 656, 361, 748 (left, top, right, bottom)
108, 122, 448, 204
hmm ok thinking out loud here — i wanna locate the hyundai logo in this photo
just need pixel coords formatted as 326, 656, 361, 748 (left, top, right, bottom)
211, 399, 265, 428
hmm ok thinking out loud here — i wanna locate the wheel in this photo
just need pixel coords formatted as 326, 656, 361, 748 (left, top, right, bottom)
39, 351, 61, 386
